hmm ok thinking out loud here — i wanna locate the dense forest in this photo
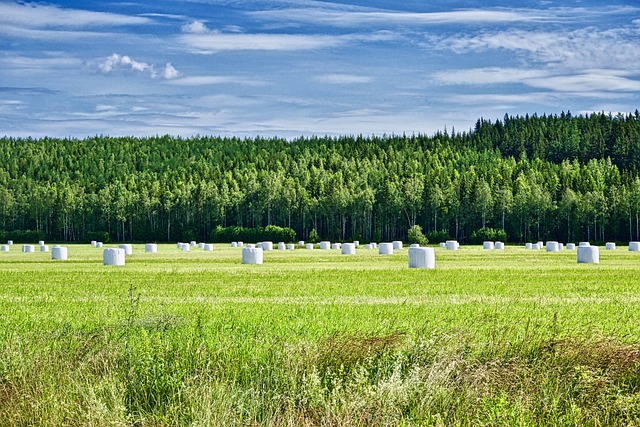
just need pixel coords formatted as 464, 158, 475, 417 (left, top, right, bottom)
1, 111, 640, 244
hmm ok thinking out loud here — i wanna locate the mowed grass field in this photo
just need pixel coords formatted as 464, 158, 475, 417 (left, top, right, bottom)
1, 244, 640, 426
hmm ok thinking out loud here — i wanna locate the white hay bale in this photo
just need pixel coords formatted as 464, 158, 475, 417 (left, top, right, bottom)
261, 241, 273, 251
605, 242, 616, 250
231, 242, 237, 248
181, 243, 190, 251
483, 241, 494, 250
103, 248, 125, 266
353, 240, 360, 247
145, 243, 157, 253
278, 242, 286, 250
298, 241, 305, 246
38, 240, 45, 246
439, 242, 446, 248
410, 243, 420, 248
242, 246, 263, 264
364, 244, 372, 249
23, 245, 35, 253
51, 246, 67, 260
319, 241, 330, 250
246, 244, 255, 249
204, 243, 214, 251
96, 242, 103, 248
118, 244, 133, 255
577, 245, 599, 264
629, 242, 640, 251
90, 240, 97, 247
341, 243, 356, 255
408, 247, 435, 269
379, 242, 394, 255
579, 242, 590, 247
331, 243, 341, 250
7, 240, 13, 246
177, 242, 183, 249
237, 241, 243, 247
566, 243, 576, 250
190, 241, 197, 247
370, 242, 377, 249
546, 241, 560, 252
198, 242, 205, 249
40, 245, 49, 252
393, 240, 403, 250
537, 241, 544, 248
495, 241, 504, 250
1, 245, 9, 252
286, 243, 295, 250
445, 240, 459, 251
532, 243, 541, 250
525, 243, 533, 249
305, 243, 314, 250
559, 243, 564, 250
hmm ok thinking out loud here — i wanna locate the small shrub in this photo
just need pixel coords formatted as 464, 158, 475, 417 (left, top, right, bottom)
408, 225, 428, 246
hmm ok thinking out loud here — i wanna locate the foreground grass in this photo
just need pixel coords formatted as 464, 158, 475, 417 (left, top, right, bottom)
1, 244, 640, 426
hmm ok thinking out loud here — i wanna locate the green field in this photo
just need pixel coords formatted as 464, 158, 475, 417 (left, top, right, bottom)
1, 244, 640, 426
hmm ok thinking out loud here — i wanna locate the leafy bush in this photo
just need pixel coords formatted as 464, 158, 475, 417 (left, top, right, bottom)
0, 230, 46, 243
308, 228, 319, 243
425, 230, 450, 245
408, 225, 428, 246
470, 227, 508, 244
85, 231, 110, 244
210, 225, 296, 243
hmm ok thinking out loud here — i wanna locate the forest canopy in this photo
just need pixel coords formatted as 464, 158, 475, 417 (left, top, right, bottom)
1, 111, 640, 244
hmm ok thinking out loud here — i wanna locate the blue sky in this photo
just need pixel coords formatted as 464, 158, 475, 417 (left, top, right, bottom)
1, 0, 639, 138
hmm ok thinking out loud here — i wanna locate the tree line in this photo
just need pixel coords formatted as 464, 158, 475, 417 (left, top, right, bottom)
1, 111, 640, 244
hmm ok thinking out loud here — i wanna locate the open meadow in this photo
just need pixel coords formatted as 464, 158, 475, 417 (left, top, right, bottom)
1, 244, 640, 426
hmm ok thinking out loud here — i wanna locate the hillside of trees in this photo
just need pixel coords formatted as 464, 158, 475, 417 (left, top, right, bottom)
1, 111, 640, 244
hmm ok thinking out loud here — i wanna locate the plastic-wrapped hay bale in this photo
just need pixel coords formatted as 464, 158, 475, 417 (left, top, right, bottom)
629, 242, 640, 251
408, 247, 435, 269
566, 243, 576, 250
119, 244, 133, 255
7, 240, 13, 246
532, 243, 541, 250
331, 243, 341, 250
410, 243, 420, 248
393, 241, 403, 250
353, 240, 360, 247
495, 241, 504, 250
277, 242, 285, 251
246, 244, 255, 249
286, 244, 295, 250
190, 241, 197, 247
537, 241, 544, 248
559, 243, 564, 250
525, 243, 533, 249
370, 242, 377, 249
91, 240, 97, 247
379, 243, 394, 255
242, 246, 263, 264
145, 243, 158, 253
1, 245, 9, 252
51, 246, 67, 260
23, 245, 35, 253
319, 241, 330, 250
483, 241, 494, 250
577, 245, 599, 264
546, 241, 560, 252
96, 242, 103, 248
40, 245, 49, 252
38, 240, 45, 246
605, 242, 616, 250
198, 242, 205, 249
103, 248, 125, 266
579, 242, 590, 247
181, 243, 190, 252
305, 243, 314, 250
341, 243, 356, 255
237, 241, 244, 247
298, 241, 305, 246
260, 241, 272, 251
445, 240, 459, 251
177, 242, 183, 249
204, 243, 214, 251
231, 242, 237, 248
439, 242, 446, 248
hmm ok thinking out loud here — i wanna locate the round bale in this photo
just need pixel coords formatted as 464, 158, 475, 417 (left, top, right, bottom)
51, 246, 68, 260
408, 247, 435, 269
103, 248, 125, 266
577, 245, 599, 264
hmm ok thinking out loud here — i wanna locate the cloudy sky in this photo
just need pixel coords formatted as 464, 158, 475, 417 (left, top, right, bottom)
1, 0, 639, 138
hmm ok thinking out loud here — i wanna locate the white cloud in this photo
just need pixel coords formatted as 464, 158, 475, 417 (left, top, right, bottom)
98, 54, 181, 80
0, 2, 148, 28
314, 74, 373, 84
182, 20, 211, 34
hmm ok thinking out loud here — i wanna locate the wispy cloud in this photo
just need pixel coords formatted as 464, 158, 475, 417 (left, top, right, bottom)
0, 2, 148, 28
314, 74, 373, 84
167, 76, 263, 86
98, 54, 181, 80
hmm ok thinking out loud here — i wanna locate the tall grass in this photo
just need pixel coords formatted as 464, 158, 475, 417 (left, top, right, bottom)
1, 245, 640, 425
